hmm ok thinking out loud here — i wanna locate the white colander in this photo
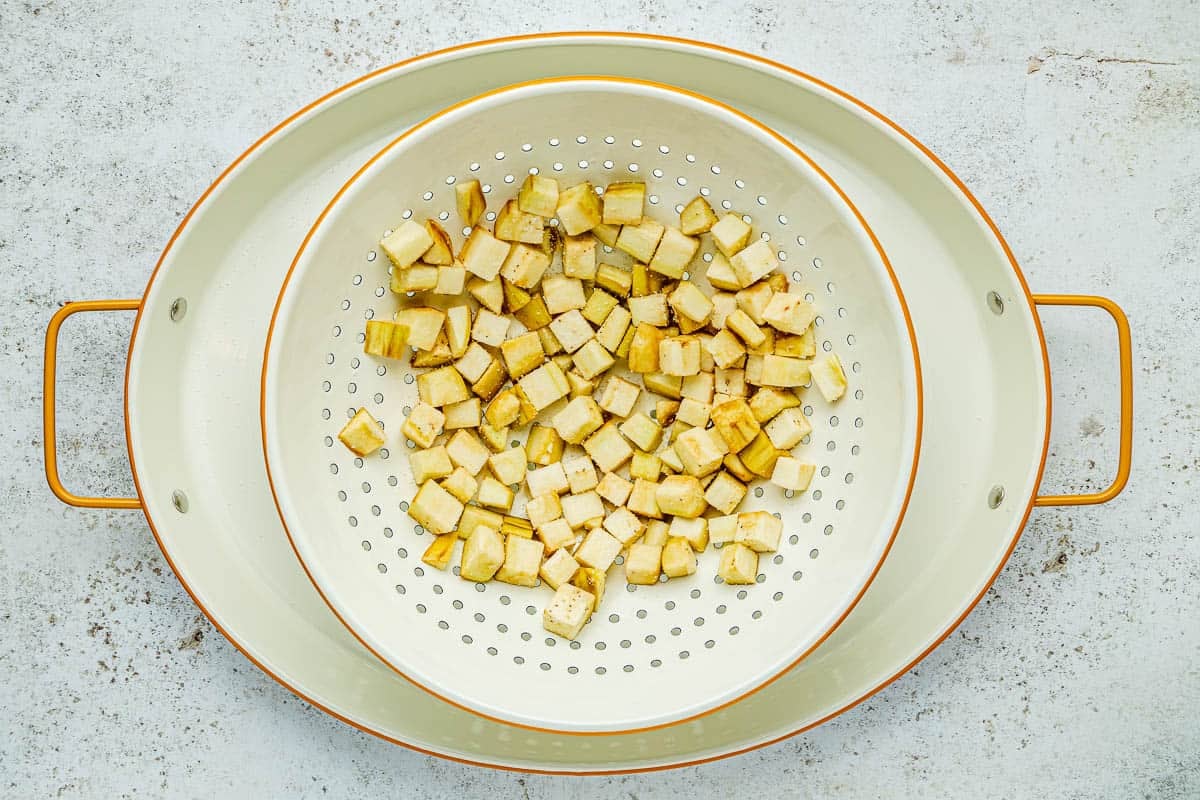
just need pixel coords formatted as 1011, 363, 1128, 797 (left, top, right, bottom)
261, 77, 922, 734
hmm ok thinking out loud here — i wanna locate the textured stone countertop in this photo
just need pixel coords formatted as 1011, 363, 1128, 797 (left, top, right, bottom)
2, 2, 1197, 797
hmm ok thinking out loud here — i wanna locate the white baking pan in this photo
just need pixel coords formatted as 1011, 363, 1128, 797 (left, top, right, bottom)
42, 34, 1131, 773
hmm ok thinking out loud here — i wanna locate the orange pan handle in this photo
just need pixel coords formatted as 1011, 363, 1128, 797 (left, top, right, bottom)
1032, 294, 1132, 507
44, 299, 142, 509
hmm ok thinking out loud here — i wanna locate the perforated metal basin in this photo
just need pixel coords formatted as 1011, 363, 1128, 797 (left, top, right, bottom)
261, 77, 921, 734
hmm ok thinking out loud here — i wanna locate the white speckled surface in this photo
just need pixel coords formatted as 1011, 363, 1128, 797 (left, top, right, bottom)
2, 2, 1198, 797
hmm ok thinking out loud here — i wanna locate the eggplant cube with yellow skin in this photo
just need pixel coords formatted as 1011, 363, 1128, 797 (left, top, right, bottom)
543, 583, 594, 640
395, 307, 445, 352
655, 399, 680, 427
762, 292, 817, 334
518, 173, 559, 217
526, 424, 564, 466
526, 462, 569, 497
595, 263, 633, 297
596, 471, 633, 507
494, 199, 544, 244
409, 445, 453, 485
710, 398, 761, 453
764, 407, 812, 449
418, 366, 470, 407
679, 194, 718, 235
495, 535, 544, 587
775, 329, 817, 359
477, 422, 509, 454
410, 480, 464, 536
380, 219, 434, 269
704, 471, 747, 514
740, 432, 784, 478
400, 403, 444, 449
541, 275, 586, 315
717, 542, 759, 585
596, 375, 639, 417
625, 543, 662, 585
500, 331, 544, 381
584, 422, 634, 473
810, 353, 848, 402
484, 389, 521, 429
446, 395, 482, 429
556, 182, 603, 235
661, 536, 697, 578
548, 309, 594, 354
710, 213, 753, 258
562, 491, 606, 531
595, 305, 632, 353
540, 548, 580, 590
418, 219, 453, 265
644, 372, 682, 401
603, 507, 645, 546
735, 281, 774, 325
618, 412, 662, 452
668, 281, 713, 324
674, 426, 726, 478
658, 446, 684, 474
736, 510, 783, 553
628, 294, 670, 328
602, 181, 645, 225
421, 533, 457, 571
708, 514, 738, 545
460, 227, 511, 281
514, 294, 551, 331
538, 518, 577, 553
670, 517, 709, 554
525, 493, 563, 529
488, 446, 527, 487
338, 408, 386, 456
725, 309, 767, 349
655, 474, 707, 518
730, 240, 780, 287
460, 525, 504, 582
409, 333, 453, 368
552, 396, 605, 445
572, 339, 616, 381
710, 292, 739, 329
706, 329, 746, 371
760, 354, 811, 388
637, 520, 666, 547
659, 336, 702, 377
627, 324, 664, 374
581, 288, 619, 326
648, 227, 699, 279
433, 265, 467, 296
468, 276, 503, 314
500, 243, 551, 289
615, 219, 665, 263
446, 429, 490, 475
440, 466, 478, 503
563, 454, 598, 494
574, 528, 622, 571
705, 252, 742, 291
630, 451, 661, 481
456, 505, 503, 540
567, 369, 595, 399
681, 372, 715, 403
771, 457, 816, 492
591, 221, 620, 247
363, 320, 409, 360
675, 399, 710, 430
562, 234, 597, 280
626, 478, 662, 519
475, 476, 515, 511
749, 386, 800, 423
455, 179, 486, 227
518, 362, 570, 411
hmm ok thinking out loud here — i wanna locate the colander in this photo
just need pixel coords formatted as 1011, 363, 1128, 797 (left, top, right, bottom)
260, 76, 921, 734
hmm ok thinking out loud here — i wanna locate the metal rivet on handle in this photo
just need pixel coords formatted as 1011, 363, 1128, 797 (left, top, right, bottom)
171, 490, 188, 513
988, 485, 1005, 508
168, 298, 187, 322
987, 291, 1005, 315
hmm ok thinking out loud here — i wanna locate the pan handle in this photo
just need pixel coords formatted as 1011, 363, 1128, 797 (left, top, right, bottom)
44, 299, 142, 509
1032, 294, 1132, 507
